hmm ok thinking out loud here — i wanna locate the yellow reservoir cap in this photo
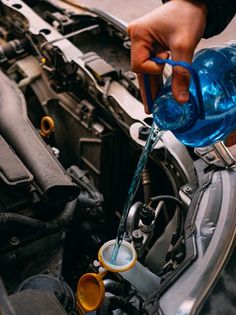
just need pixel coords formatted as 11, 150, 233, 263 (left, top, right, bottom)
77, 272, 106, 313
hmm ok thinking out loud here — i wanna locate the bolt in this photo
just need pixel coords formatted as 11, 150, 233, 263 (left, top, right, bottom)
184, 186, 192, 194
126, 72, 136, 80
138, 126, 150, 141
61, 16, 68, 23
93, 260, 101, 268
201, 223, 216, 236
52, 147, 60, 159
140, 205, 155, 225
132, 230, 144, 248
9, 236, 20, 246
123, 234, 132, 243
52, 21, 60, 29
123, 40, 131, 49
132, 229, 143, 241
205, 153, 215, 161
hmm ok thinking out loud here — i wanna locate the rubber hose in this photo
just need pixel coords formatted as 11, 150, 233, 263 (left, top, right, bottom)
103, 279, 124, 296
142, 168, 152, 203
67, 166, 101, 202
67, 166, 103, 214
98, 296, 140, 315
46, 198, 77, 229
0, 199, 77, 230
150, 195, 183, 209
151, 195, 183, 235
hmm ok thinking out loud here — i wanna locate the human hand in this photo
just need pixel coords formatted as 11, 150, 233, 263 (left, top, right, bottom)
128, 0, 207, 114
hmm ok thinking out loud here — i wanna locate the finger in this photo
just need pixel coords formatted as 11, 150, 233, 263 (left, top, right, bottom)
171, 45, 194, 103
137, 51, 169, 114
131, 41, 165, 74
128, 26, 166, 75
138, 74, 163, 114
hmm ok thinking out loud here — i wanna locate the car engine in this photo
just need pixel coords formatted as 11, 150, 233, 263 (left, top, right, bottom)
0, 1, 236, 315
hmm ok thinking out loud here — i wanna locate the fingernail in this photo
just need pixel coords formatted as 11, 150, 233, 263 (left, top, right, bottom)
178, 91, 189, 103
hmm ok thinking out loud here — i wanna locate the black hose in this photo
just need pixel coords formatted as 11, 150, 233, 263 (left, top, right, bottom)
150, 195, 183, 209
46, 198, 77, 229
103, 279, 124, 296
150, 195, 184, 236
171, 235, 184, 259
67, 166, 99, 199
73, 176, 99, 201
67, 166, 103, 214
71, 176, 94, 198
0, 213, 45, 229
77, 193, 97, 208
98, 295, 140, 315
175, 207, 183, 236
0, 199, 77, 231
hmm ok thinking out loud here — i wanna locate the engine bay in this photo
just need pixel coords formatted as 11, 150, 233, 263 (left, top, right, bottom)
0, 1, 236, 315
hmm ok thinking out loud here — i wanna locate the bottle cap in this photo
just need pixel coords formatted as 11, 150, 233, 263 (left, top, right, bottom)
76, 271, 106, 313
98, 239, 137, 273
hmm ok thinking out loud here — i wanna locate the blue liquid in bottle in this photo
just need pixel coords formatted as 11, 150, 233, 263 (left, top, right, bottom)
147, 42, 236, 147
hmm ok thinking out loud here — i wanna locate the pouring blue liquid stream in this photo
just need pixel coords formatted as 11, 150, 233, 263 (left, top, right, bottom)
111, 124, 162, 264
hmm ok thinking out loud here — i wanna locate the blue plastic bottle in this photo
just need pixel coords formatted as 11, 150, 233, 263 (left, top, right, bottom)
144, 42, 236, 147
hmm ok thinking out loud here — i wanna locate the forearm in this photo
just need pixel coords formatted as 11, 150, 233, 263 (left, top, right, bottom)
162, 0, 236, 38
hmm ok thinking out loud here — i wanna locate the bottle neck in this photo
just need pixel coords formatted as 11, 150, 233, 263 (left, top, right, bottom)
154, 86, 199, 133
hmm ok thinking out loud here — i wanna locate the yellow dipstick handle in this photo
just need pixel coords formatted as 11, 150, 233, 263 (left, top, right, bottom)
40, 116, 55, 138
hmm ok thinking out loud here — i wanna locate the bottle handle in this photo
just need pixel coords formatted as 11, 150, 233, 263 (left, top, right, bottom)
143, 57, 205, 119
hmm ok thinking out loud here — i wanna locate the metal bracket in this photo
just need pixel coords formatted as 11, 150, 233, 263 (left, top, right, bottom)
81, 51, 118, 84
194, 141, 236, 168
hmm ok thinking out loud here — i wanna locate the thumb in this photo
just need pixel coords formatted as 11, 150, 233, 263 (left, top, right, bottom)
171, 46, 194, 103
